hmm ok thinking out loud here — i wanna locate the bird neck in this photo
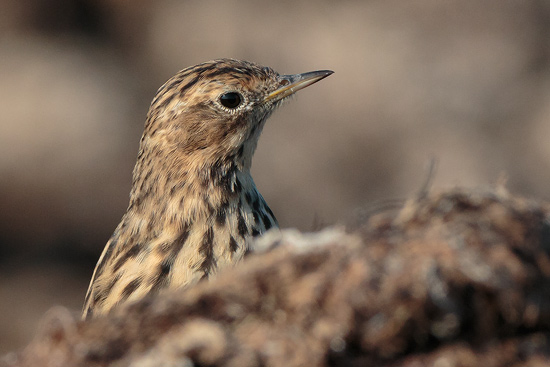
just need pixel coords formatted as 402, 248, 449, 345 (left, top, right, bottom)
126, 146, 254, 227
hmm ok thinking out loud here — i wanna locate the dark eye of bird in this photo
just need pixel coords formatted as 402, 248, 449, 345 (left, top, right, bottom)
219, 92, 242, 109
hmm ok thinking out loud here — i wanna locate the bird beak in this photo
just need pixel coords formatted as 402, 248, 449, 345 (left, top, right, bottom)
264, 69, 334, 103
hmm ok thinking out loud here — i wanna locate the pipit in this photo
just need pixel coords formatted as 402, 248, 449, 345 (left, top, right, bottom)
83, 59, 333, 318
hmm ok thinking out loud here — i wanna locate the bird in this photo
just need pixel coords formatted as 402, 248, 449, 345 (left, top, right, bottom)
82, 58, 333, 318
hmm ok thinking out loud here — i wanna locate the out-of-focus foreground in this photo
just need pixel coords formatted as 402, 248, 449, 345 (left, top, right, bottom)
4, 188, 550, 367
1, 0, 550, 354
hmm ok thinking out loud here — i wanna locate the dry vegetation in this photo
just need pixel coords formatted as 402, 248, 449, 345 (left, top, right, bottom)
3, 187, 550, 366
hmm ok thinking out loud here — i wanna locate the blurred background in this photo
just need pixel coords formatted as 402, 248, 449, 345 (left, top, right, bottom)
1, 0, 550, 354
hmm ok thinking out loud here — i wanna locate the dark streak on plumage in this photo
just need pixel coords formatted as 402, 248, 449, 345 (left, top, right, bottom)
229, 235, 239, 253
112, 242, 143, 273
150, 259, 172, 292
91, 273, 123, 308
120, 277, 143, 301
147, 215, 155, 232
156, 94, 175, 111
199, 227, 215, 275
205, 68, 232, 79
143, 168, 153, 186
215, 208, 226, 226
170, 223, 191, 260
179, 76, 201, 98
264, 203, 276, 219
263, 213, 273, 231
209, 160, 238, 195
157, 242, 171, 254
104, 273, 122, 296
93, 289, 105, 305
237, 210, 248, 238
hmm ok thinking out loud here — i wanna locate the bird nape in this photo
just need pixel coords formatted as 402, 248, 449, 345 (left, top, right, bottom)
83, 58, 333, 318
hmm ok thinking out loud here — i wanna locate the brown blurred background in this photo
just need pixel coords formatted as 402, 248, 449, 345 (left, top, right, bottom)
1, 0, 550, 354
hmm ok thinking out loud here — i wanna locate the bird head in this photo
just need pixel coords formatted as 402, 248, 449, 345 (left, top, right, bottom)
141, 59, 333, 171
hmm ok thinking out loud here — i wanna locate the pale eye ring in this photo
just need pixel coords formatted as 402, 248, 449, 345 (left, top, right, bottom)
219, 92, 243, 109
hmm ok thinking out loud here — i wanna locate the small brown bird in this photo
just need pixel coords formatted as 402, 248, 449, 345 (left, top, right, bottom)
83, 59, 332, 318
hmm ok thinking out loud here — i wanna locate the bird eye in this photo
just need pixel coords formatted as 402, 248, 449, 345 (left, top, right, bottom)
219, 92, 242, 109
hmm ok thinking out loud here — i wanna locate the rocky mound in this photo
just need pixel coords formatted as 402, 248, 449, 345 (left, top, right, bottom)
3, 188, 550, 367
